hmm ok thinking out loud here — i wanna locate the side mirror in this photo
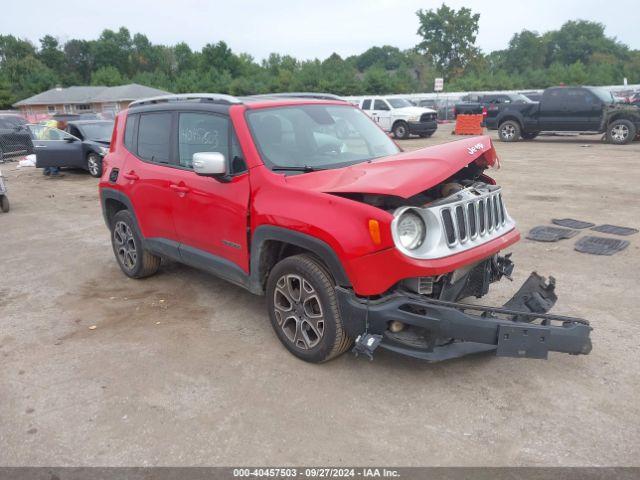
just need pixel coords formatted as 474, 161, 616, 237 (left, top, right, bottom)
193, 152, 226, 176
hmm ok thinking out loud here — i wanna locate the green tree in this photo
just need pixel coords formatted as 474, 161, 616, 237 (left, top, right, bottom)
416, 3, 480, 79
93, 27, 132, 75
503, 30, 547, 72
38, 35, 65, 74
91, 65, 125, 86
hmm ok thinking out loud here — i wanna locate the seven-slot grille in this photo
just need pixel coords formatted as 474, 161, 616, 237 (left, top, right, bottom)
441, 192, 506, 246
420, 113, 436, 122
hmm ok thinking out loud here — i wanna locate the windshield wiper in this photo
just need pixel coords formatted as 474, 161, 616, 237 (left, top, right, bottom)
271, 165, 323, 172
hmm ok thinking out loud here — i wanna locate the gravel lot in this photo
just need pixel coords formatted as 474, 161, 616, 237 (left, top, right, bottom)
1, 124, 639, 466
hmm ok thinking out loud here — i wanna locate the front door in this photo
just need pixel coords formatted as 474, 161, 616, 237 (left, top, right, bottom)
30, 125, 84, 168
170, 112, 251, 274
371, 99, 392, 131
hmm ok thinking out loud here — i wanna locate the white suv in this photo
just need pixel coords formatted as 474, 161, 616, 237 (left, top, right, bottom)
353, 97, 438, 139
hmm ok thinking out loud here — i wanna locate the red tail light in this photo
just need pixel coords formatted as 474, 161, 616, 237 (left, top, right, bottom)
109, 115, 119, 153
482, 106, 488, 117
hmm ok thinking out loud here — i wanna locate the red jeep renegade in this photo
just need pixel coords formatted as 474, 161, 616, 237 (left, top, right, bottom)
99, 93, 592, 363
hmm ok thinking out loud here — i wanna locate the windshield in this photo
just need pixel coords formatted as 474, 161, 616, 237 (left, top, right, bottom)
247, 104, 400, 171
589, 87, 614, 104
77, 121, 114, 141
387, 98, 413, 108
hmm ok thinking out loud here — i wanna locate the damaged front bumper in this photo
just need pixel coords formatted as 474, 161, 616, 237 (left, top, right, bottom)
337, 273, 592, 362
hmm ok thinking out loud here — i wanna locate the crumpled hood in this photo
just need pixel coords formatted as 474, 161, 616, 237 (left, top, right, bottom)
285, 135, 498, 198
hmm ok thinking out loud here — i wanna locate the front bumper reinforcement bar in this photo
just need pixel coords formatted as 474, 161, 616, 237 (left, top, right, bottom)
337, 272, 592, 362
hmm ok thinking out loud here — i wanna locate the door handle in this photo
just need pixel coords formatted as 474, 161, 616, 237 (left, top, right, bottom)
169, 184, 190, 194
123, 171, 139, 181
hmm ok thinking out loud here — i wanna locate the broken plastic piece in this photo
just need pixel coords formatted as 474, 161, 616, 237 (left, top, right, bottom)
526, 226, 579, 242
352, 333, 382, 360
575, 236, 630, 256
590, 224, 638, 236
552, 218, 595, 229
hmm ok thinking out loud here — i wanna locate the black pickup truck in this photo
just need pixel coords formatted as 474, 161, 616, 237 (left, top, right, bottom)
488, 86, 640, 145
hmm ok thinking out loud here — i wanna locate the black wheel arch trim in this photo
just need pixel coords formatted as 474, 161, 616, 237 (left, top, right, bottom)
249, 225, 352, 294
100, 188, 141, 234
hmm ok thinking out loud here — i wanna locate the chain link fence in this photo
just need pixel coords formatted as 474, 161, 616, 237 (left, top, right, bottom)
0, 114, 34, 164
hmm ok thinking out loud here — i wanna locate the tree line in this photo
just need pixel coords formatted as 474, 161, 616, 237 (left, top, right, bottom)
1, 3, 639, 108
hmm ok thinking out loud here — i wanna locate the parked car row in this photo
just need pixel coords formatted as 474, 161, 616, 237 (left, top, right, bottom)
485, 86, 640, 145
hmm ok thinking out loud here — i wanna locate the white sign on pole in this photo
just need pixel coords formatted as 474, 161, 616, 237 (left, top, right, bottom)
434, 77, 444, 92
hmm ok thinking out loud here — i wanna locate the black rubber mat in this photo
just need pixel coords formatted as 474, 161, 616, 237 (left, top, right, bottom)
575, 236, 630, 255
526, 226, 579, 242
552, 218, 595, 229
591, 224, 639, 236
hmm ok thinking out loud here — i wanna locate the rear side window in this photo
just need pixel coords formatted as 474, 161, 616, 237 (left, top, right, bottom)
124, 114, 138, 152
361, 99, 371, 110
137, 113, 171, 163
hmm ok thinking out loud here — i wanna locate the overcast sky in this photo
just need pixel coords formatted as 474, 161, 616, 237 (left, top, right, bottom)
2, 0, 638, 60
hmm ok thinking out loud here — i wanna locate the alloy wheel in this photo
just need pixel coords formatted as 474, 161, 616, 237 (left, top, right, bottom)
87, 155, 100, 176
501, 124, 515, 140
113, 221, 137, 270
273, 273, 325, 350
611, 124, 629, 142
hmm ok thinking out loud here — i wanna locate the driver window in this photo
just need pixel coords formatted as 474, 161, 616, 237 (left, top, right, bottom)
373, 99, 389, 111
178, 113, 230, 169
68, 125, 83, 139
361, 99, 372, 110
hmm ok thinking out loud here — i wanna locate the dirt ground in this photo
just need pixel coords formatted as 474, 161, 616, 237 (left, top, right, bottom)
1, 124, 639, 467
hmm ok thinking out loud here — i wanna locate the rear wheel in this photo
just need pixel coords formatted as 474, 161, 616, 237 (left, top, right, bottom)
0, 195, 9, 213
607, 119, 636, 145
392, 121, 410, 140
266, 254, 352, 363
87, 153, 102, 178
110, 210, 160, 278
498, 120, 521, 142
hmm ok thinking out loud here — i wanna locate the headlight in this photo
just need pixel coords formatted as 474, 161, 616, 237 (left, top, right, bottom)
98, 146, 109, 156
407, 115, 420, 122
396, 210, 426, 250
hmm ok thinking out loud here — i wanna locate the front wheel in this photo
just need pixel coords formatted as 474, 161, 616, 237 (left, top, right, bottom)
266, 254, 352, 363
87, 153, 102, 178
498, 120, 521, 142
392, 121, 410, 140
607, 119, 636, 145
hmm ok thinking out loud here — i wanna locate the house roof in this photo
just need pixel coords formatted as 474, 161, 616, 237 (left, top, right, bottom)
13, 84, 170, 107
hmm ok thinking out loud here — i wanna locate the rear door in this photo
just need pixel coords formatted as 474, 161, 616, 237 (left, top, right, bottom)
30, 125, 84, 168
538, 89, 566, 130
122, 112, 182, 245
169, 111, 251, 273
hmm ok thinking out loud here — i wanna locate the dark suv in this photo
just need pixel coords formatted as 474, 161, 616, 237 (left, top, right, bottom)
99, 93, 592, 363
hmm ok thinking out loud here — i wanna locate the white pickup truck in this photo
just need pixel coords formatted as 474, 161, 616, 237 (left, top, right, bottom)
350, 96, 438, 139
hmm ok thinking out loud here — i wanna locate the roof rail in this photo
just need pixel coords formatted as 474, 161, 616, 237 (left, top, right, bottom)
129, 93, 242, 107
247, 92, 345, 101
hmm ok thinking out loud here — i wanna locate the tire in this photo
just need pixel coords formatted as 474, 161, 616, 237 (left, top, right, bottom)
0, 195, 9, 213
521, 132, 539, 140
498, 120, 521, 142
392, 121, 410, 140
607, 119, 636, 145
87, 153, 102, 178
110, 210, 160, 279
266, 254, 352, 363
